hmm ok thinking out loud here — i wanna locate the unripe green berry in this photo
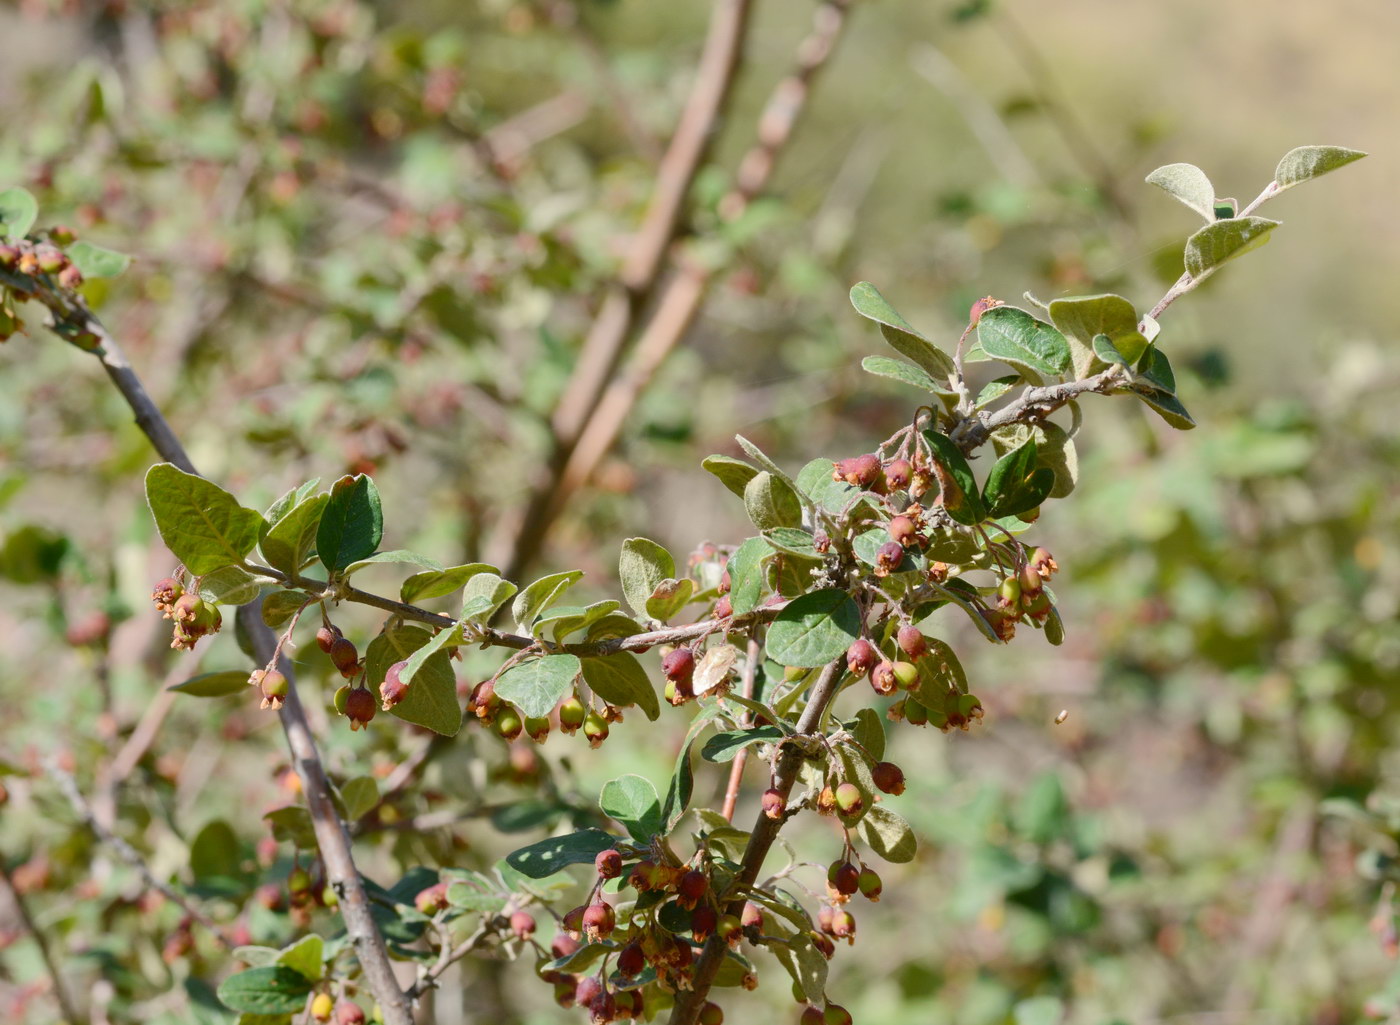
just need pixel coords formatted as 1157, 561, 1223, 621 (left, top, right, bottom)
857, 866, 882, 901
559, 696, 587, 733
495, 709, 523, 741
583, 712, 609, 747
891, 661, 919, 690
834, 783, 863, 816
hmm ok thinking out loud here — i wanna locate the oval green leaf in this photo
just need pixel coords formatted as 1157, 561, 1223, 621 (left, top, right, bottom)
766, 588, 861, 668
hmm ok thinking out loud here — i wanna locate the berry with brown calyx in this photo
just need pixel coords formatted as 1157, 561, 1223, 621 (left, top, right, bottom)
717, 913, 743, 947
742, 901, 764, 930
49, 225, 76, 245
252, 670, 289, 710
595, 849, 623, 880
698, 1002, 724, 1025
588, 991, 616, 1024
828, 860, 859, 896
884, 458, 912, 491
414, 881, 449, 914
583, 712, 609, 748
57, 264, 83, 289
1022, 588, 1052, 623
677, 869, 707, 909
617, 941, 646, 977
714, 595, 732, 618
554, 979, 578, 1008
838, 453, 885, 492
336, 1001, 367, 1025
927, 560, 949, 583
328, 636, 360, 677
691, 905, 718, 941
846, 638, 877, 678
495, 709, 523, 741
0, 243, 18, 268
582, 902, 615, 940
717, 571, 731, 596
1018, 560, 1043, 595
903, 696, 930, 726
831, 909, 856, 943
575, 977, 603, 1008
870, 661, 898, 696
891, 660, 919, 690
34, 245, 65, 274
509, 910, 536, 940
857, 866, 882, 901
969, 295, 1002, 326
896, 625, 927, 658
887, 515, 918, 548
524, 715, 551, 743
834, 783, 863, 817
801, 1008, 826, 1025
151, 576, 184, 615
344, 686, 376, 730
558, 695, 586, 733
662, 647, 695, 684
665, 677, 694, 706
379, 660, 410, 710
810, 930, 836, 959
315, 624, 340, 653
816, 785, 837, 816
872, 761, 905, 795
311, 993, 334, 1022
1029, 546, 1058, 579
874, 541, 904, 577
551, 933, 581, 959
762, 788, 785, 820
169, 593, 222, 649
469, 680, 501, 723
288, 867, 312, 895
982, 608, 1016, 642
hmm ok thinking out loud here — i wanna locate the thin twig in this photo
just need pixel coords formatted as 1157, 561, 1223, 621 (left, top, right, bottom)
46, 754, 232, 948
721, 637, 762, 822
0, 858, 84, 1024
405, 915, 502, 1002
668, 656, 848, 1025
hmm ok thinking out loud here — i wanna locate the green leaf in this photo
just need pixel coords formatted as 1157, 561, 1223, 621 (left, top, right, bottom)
66, 240, 131, 279
619, 537, 674, 618
701, 455, 760, 498
912, 638, 969, 697
850, 707, 885, 763
974, 375, 1019, 408
512, 570, 584, 632
734, 435, 802, 497
446, 881, 507, 914
216, 967, 313, 1014
1047, 293, 1148, 378
338, 777, 379, 822
196, 564, 272, 606
849, 281, 955, 379
260, 590, 310, 629
857, 805, 917, 863
1274, 145, 1366, 190
766, 589, 861, 668
922, 429, 988, 525
982, 440, 1055, 518
275, 934, 323, 983
169, 670, 250, 698
400, 563, 496, 603
460, 573, 517, 622
976, 306, 1071, 382
1144, 162, 1216, 221
726, 536, 770, 617
0, 188, 38, 239
363, 625, 463, 736
1044, 605, 1066, 645
645, 577, 695, 623
579, 652, 659, 722
259, 494, 328, 576
1134, 345, 1176, 393
263, 479, 321, 526
343, 550, 442, 577
496, 654, 582, 720
544, 600, 622, 642
189, 820, 241, 881
145, 464, 265, 575
315, 474, 382, 574
1092, 333, 1127, 366
504, 828, 616, 879
599, 774, 662, 842
701, 725, 785, 763
772, 931, 829, 1005
1014, 997, 1065, 1025
1133, 388, 1196, 430
762, 527, 819, 560
743, 471, 802, 531
1183, 216, 1279, 281
796, 457, 862, 515
262, 807, 316, 848
860, 355, 953, 396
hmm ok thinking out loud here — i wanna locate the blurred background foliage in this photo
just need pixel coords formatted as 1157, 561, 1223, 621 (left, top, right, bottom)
0, 0, 1396, 1023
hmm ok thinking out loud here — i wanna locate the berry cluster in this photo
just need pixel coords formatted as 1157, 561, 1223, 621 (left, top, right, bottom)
150, 576, 222, 651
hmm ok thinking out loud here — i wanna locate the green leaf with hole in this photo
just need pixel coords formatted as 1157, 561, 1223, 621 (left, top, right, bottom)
363, 625, 462, 736
600, 774, 662, 843
145, 464, 265, 575
849, 281, 955, 380
976, 305, 1070, 382
619, 537, 674, 618
259, 494, 328, 577
315, 474, 382, 574
1274, 145, 1366, 190
0, 187, 37, 239
701, 455, 760, 498
922, 429, 987, 525
1144, 162, 1216, 221
504, 828, 617, 879
766, 588, 861, 668
496, 654, 582, 720
67, 240, 131, 279
216, 967, 313, 1014
1183, 216, 1279, 280
579, 651, 658, 722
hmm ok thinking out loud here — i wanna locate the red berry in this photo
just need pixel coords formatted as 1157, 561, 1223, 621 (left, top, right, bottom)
551, 933, 581, 959
662, 648, 695, 682
824, 1004, 854, 1025
896, 625, 927, 658
595, 849, 623, 880
328, 636, 360, 677
742, 901, 764, 929
872, 761, 905, 796
887, 515, 918, 548
414, 881, 449, 914
831, 909, 856, 942
379, 660, 410, 710
509, 911, 536, 939
801, 1008, 826, 1025
316, 625, 340, 653
875, 541, 904, 577
969, 295, 1001, 326
691, 905, 718, 941
582, 902, 615, 940
846, 638, 877, 677
761, 788, 785, 820
714, 596, 732, 618
884, 459, 912, 491
870, 661, 897, 696
344, 686, 376, 731
617, 941, 646, 977
810, 930, 836, 959
575, 977, 603, 1007
828, 860, 859, 896
336, 1001, 367, 1025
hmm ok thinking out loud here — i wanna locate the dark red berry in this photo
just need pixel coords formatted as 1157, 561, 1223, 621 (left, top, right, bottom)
846, 638, 877, 677
884, 459, 912, 490
761, 788, 785, 820
691, 905, 718, 941
872, 761, 905, 796
575, 976, 603, 1007
801, 1008, 826, 1025
344, 686, 376, 731
316, 624, 340, 653
617, 941, 646, 977
896, 625, 927, 658
379, 660, 410, 710
328, 636, 359, 677
828, 860, 859, 896
582, 902, 615, 940
824, 1004, 854, 1025
875, 541, 904, 577
677, 869, 708, 908
595, 849, 623, 880
662, 648, 695, 683
509, 911, 536, 939
870, 661, 898, 696
551, 933, 581, 959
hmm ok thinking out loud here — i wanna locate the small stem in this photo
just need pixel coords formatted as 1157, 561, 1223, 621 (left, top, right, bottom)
0, 858, 84, 1024
721, 637, 762, 822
